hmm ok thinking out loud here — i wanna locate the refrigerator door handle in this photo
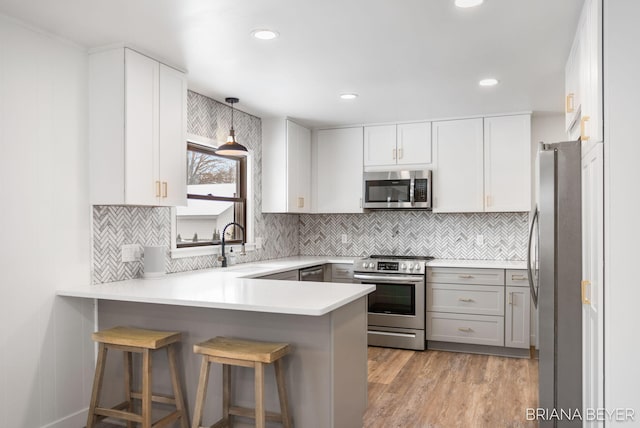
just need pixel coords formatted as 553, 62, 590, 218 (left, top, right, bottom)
527, 208, 539, 308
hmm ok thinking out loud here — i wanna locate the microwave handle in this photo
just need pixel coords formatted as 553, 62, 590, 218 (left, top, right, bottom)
410, 178, 415, 206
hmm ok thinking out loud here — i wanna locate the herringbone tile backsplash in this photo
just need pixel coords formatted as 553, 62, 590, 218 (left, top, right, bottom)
91, 90, 527, 283
299, 211, 528, 260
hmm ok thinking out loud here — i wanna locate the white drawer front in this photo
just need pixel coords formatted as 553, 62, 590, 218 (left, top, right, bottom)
427, 284, 505, 316
331, 263, 354, 283
426, 312, 505, 346
427, 268, 505, 286
506, 269, 529, 287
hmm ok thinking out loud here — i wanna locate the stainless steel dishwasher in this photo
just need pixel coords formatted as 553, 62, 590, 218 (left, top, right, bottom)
299, 265, 324, 282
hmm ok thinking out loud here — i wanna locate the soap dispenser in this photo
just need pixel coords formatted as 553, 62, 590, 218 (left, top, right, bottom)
228, 247, 236, 266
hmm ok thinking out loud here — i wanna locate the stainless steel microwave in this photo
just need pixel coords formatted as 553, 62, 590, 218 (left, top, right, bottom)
363, 170, 432, 209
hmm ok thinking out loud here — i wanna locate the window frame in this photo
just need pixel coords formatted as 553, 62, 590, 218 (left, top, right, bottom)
175, 141, 248, 249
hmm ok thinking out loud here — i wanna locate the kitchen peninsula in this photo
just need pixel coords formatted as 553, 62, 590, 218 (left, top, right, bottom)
58, 257, 373, 428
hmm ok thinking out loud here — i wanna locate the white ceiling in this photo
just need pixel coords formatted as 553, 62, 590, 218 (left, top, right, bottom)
0, 0, 583, 128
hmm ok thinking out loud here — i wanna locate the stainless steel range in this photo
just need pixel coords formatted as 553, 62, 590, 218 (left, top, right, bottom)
353, 255, 433, 350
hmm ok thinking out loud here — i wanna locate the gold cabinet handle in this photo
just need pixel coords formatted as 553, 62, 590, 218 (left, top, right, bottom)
580, 116, 591, 141
398, 147, 403, 159
486, 195, 492, 207
297, 197, 305, 208
392, 148, 397, 160
566, 93, 575, 113
581, 280, 591, 305
458, 274, 473, 279
162, 181, 168, 198
155, 181, 161, 197
458, 298, 474, 303
458, 327, 473, 332
508, 292, 513, 305
511, 275, 527, 281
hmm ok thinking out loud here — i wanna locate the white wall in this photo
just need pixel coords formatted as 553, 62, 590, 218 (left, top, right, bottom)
0, 15, 94, 428
603, 1, 640, 421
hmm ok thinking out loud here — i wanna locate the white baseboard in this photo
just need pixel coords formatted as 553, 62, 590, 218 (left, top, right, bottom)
40, 408, 88, 428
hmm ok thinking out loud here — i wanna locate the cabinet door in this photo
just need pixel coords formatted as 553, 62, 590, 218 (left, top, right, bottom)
432, 118, 484, 212
124, 49, 159, 205
484, 115, 531, 212
397, 122, 432, 166
315, 128, 363, 213
581, 0, 603, 144
286, 120, 311, 213
581, 143, 603, 422
505, 286, 531, 349
158, 64, 187, 206
565, 35, 582, 132
364, 125, 397, 167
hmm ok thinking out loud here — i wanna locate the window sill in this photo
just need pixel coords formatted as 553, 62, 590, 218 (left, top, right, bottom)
171, 243, 256, 259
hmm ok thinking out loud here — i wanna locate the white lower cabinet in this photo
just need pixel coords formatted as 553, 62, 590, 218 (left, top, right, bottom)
427, 267, 530, 351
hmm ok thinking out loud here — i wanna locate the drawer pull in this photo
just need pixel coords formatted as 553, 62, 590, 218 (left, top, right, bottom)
458, 327, 473, 332
458, 298, 474, 303
458, 275, 474, 279
511, 275, 526, 281
508, 292, 513, 305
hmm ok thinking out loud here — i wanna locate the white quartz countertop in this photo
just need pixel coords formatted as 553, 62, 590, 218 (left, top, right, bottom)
57, 256, 526, 316
57, 256, 371, 316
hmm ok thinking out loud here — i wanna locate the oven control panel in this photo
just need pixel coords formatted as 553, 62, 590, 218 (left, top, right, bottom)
356, 259, 426, 274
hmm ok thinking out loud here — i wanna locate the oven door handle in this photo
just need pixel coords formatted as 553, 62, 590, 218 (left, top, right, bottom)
353, 274, 424, 283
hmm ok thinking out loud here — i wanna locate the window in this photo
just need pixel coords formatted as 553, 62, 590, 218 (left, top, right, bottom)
175, 142, 246, 248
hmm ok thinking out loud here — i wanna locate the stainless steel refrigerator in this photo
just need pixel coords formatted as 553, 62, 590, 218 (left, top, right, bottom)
528, 140, 582, 427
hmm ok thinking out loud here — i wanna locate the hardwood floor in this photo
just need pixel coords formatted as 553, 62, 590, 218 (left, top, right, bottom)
364, 347, 539, 428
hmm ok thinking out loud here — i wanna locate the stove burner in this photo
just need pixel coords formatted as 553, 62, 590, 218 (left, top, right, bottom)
369, 255, 434, 261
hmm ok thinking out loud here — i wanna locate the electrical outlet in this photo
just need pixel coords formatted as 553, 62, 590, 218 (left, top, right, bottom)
121, 244, 141, 262
475, 234, 484, 246
341, 234, 349, 244
256, 237, 263, 249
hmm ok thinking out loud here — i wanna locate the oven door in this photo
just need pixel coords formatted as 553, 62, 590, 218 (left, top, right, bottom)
354, 273, 425, 330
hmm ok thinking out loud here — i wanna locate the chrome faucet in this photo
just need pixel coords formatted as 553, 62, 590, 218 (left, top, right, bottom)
219, 222, 246, 267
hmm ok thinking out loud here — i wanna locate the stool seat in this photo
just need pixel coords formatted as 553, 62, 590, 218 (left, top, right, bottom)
193, 336, 290, 363
92, 326, 181, 349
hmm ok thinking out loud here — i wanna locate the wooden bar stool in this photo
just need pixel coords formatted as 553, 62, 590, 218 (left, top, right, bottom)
86, 326, 190, 428
191, 337, 292, 428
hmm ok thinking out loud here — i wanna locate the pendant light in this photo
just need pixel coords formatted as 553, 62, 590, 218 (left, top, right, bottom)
215, 97, 248, 157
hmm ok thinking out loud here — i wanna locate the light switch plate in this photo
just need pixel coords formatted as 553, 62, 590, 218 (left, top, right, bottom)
255, 237, 263, 249
475, 234, 484, 246
341, 234, 349, 244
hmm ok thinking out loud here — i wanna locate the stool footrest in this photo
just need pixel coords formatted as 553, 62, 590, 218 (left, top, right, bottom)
151, 410, 181, 428
229, 405, 284, 422
94, 406, 143, 423
130, 390, 177, 405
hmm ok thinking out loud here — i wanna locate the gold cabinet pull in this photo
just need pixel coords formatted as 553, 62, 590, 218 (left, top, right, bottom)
511, 275, 527, 281
162, 181, 168, 198
297, 197, 305, 208
566, 93, 575, 113
458, 327, 473, 332
486, 195, 492, 207
580, 116, 591, 141
581, 280, 591, 305
458, 298, 474, 303
458, 274, 473, 279
508, 292, 513, 305
392, 148, 397, 160
398, 147, 403, 159
155, 181, 161, 197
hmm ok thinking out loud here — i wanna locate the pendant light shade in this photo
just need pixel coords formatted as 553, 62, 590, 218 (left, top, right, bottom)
215, 97, 248, 157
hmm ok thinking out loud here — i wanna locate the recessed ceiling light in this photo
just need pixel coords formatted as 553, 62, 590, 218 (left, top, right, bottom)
479, 78, 499, 87
340, 93, 358, 100
251, 29, 279, 40
455, 0, 484, 8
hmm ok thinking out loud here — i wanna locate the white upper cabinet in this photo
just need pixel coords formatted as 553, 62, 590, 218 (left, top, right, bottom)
566, 0, 602, 144
89, 47, 187, 206
262, 118, 311, 213
364, 122, 431, 169
313, 127, 364, 213
484, 115, 531, 212
432, 118, 484, 213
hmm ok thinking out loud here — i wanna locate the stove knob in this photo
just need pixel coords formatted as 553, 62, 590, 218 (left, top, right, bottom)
408, 263, 414, 270
361, 262, 368, 269
368, 262, 375, 269
401, 263, 407, 270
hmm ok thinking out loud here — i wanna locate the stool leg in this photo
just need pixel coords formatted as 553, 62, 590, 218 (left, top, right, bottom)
86, 343, 108, 428
274, 359, 293, 428
192, 356, 211, 428
254, 362, 265, 428
168, 344, 190, 428
142, 348, 152, 428
123, 351, 134, 428
222, 364, 231, 426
